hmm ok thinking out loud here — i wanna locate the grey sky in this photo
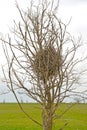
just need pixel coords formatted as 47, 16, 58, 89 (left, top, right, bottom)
60, 0, 87, 5
0, 0, 87, 102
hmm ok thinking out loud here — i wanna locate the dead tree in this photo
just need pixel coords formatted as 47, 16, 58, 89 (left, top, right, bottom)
1, 0, 87, 130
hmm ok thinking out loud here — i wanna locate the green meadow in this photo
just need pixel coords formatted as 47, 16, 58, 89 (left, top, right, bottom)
0, 103, 87, 130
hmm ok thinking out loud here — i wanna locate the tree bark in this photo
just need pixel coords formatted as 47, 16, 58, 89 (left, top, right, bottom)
42, 107, 53, 130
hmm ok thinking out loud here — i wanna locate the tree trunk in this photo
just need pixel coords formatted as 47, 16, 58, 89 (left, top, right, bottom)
42, 108, 53, 130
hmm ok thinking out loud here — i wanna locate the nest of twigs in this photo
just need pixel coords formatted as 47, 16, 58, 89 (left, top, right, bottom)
32, 45, 61, 81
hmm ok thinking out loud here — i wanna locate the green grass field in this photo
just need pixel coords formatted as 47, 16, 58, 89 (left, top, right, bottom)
0, 103, 87, 130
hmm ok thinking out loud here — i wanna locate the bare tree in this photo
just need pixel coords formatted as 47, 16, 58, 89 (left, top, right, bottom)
1, 0, 87, 130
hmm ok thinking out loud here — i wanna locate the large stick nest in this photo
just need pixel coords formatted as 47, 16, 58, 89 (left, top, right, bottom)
32, 45, 61, 81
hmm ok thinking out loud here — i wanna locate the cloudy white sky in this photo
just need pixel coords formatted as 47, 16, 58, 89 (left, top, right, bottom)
0, 0, 87, 102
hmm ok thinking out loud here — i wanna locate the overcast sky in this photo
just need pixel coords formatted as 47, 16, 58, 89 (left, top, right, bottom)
0, 0, 87, 36
0, 0, 87, 102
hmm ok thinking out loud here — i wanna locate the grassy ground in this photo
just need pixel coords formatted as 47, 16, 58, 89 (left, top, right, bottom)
0, 103, 87, 130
